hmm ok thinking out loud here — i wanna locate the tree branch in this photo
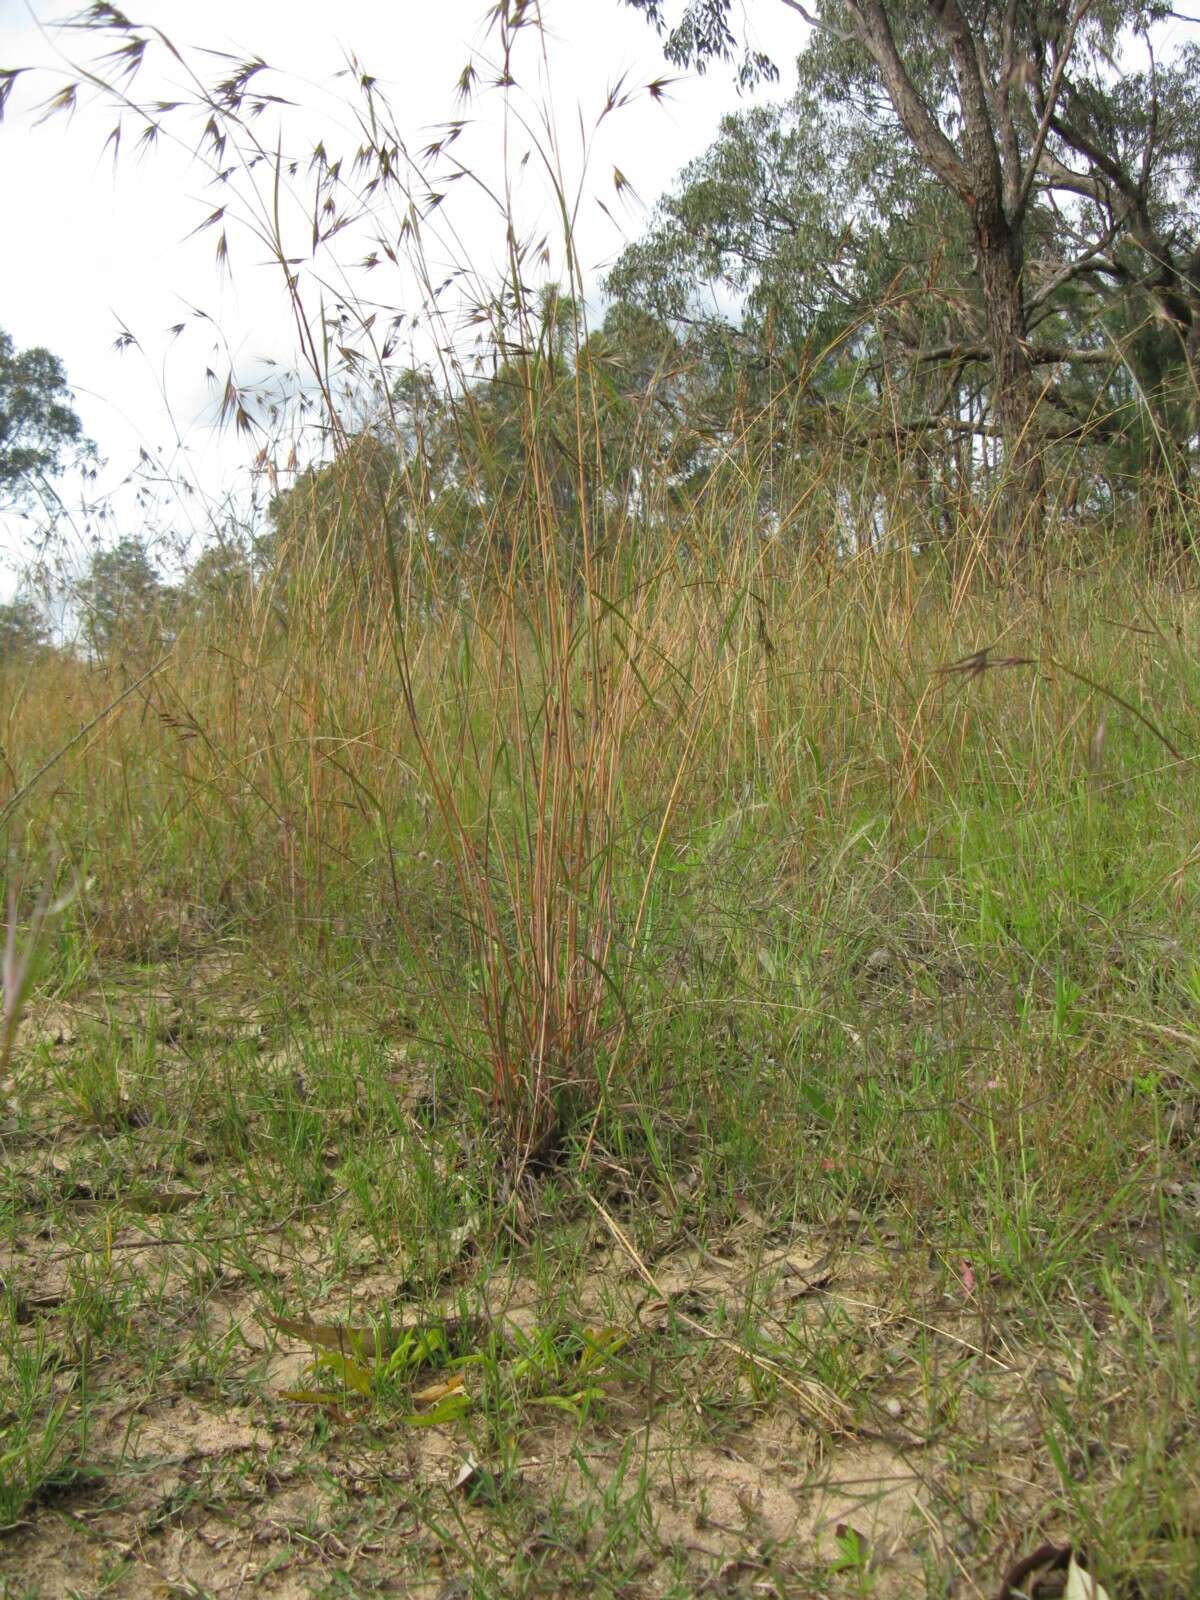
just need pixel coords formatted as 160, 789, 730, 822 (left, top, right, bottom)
1014, 0, 1095, 221
914, 341, 1121, 367
1049, 113, 1139, 206
837, 0, 969, 199
777, 0, 855, 41
1026, 207, 1130, 312
923, 0, 1004, 210
994, 0, 1022, 213
1036, 148, 1112, 207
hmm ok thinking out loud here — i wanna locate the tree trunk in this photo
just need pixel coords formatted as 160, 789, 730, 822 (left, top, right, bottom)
838, 0, 1047, 557
975, 204, 1044, 551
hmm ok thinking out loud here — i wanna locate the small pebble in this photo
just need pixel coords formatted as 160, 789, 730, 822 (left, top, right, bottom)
883, 1397, 904, 1420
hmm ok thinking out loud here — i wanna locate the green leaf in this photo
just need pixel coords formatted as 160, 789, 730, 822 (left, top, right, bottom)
401, 1392, 474, 1427
578, 1327, 628, 1371
314, 1351, 373, 1396
532, 1386, 605, 1418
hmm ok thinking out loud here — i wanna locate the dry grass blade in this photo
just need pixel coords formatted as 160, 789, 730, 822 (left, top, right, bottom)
0, 655, 172, 833
1, 869, 78, 1084
584, 1192, 855, 1436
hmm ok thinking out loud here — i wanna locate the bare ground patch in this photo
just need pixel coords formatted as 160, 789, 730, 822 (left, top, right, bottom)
0, 973, 1196, 1597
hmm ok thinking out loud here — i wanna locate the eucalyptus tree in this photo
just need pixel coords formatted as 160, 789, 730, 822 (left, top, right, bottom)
604, 75, 972, 449
77, 535, 169, 659
620, 0, 1200, 533
460, 291, 715, 566
0, 328, 86, 506
0, 597, 50, 659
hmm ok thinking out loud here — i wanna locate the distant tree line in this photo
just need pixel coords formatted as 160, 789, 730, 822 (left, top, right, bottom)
7, 0, 1200, 648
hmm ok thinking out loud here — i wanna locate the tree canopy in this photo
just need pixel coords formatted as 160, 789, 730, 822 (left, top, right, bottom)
77, 535, 167, 657
0, 327, 87, 505
618, 0, 1200, 533
0, 596, 50, 660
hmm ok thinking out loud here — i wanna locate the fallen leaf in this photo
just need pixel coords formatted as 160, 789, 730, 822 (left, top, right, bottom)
412, 1371, 467, 1407
578, 1327, 628, 1370
529, 1386, 604, 1417
268, 1315, 388, 1360
401, 1391, 473, 1427
447, 1216, 479, 1258
1064, 1555, 1112, 1600
636, 1297, 670, 1330
315, 1350, 373, 1396
267, 1312, 484, 1364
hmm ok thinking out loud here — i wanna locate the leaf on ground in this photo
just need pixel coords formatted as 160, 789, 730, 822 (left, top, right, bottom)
412, 1371, 467, 1407
268, 1315, 385, 1359
314, 1350, 373, 1396
268, 1311, 490, 1365
447, 1215, 480, 1258
578, 1326, 628, 1371
401, 1391, 473, 1427
530, 1386, 605, 1417
451, 1454, 481, 1492
1064, 1555, 1113, 1600
636, 1297, 671, 1330
383, 1323, 451, 1377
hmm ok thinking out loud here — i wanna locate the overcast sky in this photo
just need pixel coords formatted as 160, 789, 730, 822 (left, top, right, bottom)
0, 0, 801, 595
